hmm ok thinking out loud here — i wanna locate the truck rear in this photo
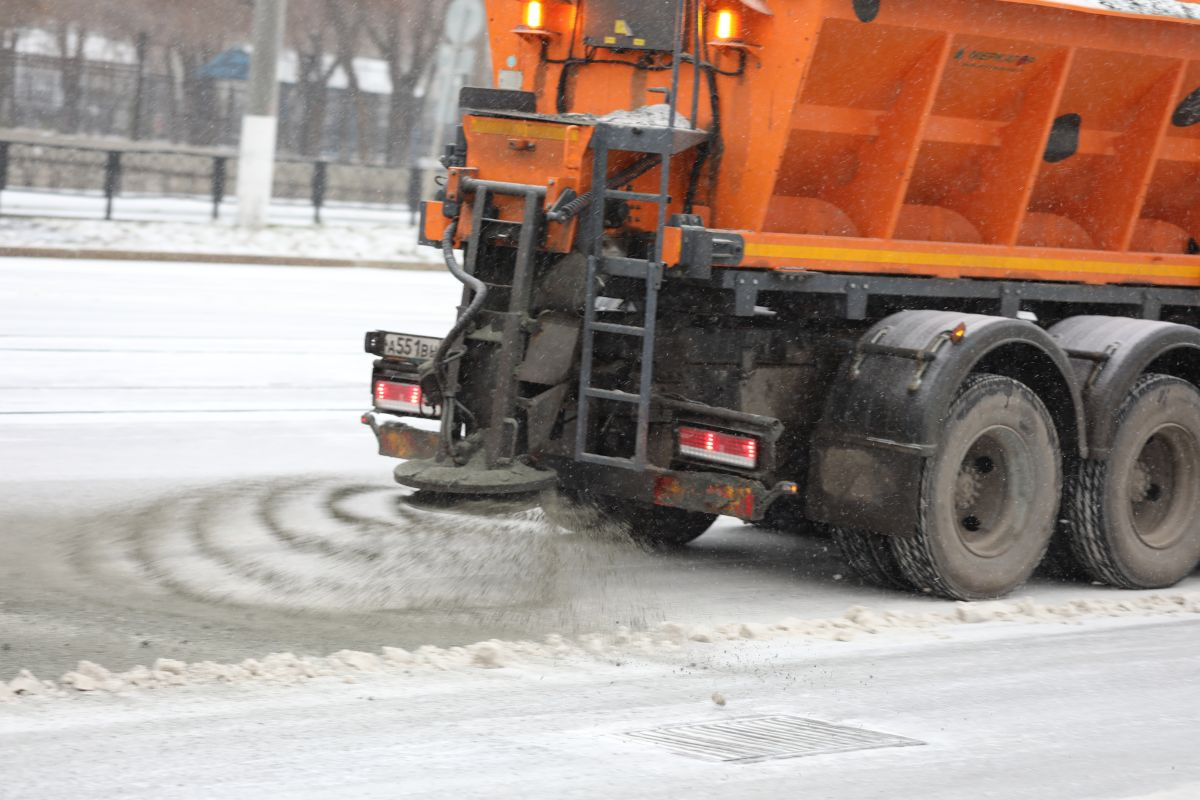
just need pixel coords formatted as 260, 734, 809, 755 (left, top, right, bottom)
364, 0, 1200, 599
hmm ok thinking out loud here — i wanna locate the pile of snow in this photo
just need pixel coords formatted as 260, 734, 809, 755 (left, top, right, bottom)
600, 104, 694, 130
0, 216, 440, 264
1047, 0, 1200, 19
5, 590, 1199, 703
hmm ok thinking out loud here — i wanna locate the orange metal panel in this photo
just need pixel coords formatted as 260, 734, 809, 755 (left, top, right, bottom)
825, 32, 953, 239
938, 47, 1074, 245
479, 0, 1200, 286
734, 231, 1200, 286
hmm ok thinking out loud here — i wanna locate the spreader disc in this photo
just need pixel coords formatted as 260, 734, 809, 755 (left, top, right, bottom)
394, 458, 558, 495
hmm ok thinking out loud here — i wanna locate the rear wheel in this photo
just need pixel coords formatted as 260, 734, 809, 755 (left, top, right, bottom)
892, 374, 1062, 600
832, 527, 912, 590
1065, 374, 1200, 589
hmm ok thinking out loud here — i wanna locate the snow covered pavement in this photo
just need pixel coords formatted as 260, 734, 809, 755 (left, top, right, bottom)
0, 191, 439, 264
2, 616, 1199, 799
2, 256, 1200, 798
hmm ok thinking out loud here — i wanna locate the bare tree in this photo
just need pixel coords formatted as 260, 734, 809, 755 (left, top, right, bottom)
288, 0, 340, 157
324, 0, 373, 162
136, 0, 249, 145
38, 0, 113, 133
0, 0, 44, 127
361, 0, 447, 167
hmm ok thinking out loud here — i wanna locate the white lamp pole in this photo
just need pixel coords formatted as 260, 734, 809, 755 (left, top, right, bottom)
237, 0, 287, 228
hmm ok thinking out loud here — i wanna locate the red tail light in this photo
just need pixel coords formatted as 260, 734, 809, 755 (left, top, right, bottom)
374, 380, 423, 413
677, 426, 758, 469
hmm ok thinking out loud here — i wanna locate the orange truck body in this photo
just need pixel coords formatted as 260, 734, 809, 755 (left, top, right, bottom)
372, 0, 1200, 599
465, 0, 1200, 286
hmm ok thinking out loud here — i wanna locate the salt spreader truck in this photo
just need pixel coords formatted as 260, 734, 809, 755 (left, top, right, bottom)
362, 0, 1200, 600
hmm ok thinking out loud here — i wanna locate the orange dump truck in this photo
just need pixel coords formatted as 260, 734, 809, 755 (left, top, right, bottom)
363, 0, 1200, 599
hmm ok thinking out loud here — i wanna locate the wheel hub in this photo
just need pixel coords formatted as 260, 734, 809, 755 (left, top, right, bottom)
1128, 458, 1153, 505
1126, 427, 1198, 549
951, 427, 1033, 559
955, 463, 983, 510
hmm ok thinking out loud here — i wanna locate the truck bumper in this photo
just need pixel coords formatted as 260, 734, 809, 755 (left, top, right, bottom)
361, 412, 440, 461
362, 411, 796, 520
555, 458, 798, 522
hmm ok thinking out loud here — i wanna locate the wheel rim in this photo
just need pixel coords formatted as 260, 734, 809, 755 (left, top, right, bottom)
1126, 424, 1200, 550
952, 425, 1035, 558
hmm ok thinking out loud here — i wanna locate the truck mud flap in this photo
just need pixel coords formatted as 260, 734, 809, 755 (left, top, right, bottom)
361, 412, 440, 461
805, 310, 1085, 538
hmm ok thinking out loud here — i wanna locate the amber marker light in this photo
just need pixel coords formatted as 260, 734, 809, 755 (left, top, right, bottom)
523, 0, 544, 28
951, 322, 968, 344
715, 9, 737, 40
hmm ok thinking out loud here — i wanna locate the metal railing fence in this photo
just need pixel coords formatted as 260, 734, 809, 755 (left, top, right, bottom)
0, 137, 426, 224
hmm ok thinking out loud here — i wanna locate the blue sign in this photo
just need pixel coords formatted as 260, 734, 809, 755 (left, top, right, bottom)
199, 48, 250, 81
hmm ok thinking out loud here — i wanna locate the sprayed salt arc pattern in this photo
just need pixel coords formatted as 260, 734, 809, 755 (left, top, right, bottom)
68, 477, 568, 612
623, 715, 924, 763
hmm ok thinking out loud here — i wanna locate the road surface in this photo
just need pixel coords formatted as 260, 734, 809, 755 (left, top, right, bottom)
1, 257, 1198, 798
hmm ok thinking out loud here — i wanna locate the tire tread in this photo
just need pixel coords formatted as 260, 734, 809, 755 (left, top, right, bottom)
892, 374, 1059, 600
1064, 373, 1200, 589
832, 527, 913, 590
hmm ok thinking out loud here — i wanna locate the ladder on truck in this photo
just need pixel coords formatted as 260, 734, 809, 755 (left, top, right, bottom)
574, 0, 708, 470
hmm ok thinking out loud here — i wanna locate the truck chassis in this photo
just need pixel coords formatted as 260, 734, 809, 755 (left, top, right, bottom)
364, 0, 1200, 600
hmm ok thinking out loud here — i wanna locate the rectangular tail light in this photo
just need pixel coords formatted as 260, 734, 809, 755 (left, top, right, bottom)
374, 380, 424, 413
677, 426, 758, 469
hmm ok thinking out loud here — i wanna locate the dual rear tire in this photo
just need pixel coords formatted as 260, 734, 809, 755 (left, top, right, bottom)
836, 372, 1200, 599
1064, 374, 1200, 589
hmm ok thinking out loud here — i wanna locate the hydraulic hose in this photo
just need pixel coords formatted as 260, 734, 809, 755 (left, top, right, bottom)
432, 220, 487, 459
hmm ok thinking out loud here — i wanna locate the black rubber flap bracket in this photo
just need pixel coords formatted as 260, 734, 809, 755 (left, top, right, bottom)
1044, 113, 1081, 163
853, 0, 880, 22
1172, 87, 1200, 128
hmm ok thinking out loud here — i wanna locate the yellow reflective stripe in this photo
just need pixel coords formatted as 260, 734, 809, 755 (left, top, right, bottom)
743, 243, 1200, 280
467, 117, 578, 141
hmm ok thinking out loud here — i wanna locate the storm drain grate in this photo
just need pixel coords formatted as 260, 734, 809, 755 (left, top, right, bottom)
623, 714, 923, 763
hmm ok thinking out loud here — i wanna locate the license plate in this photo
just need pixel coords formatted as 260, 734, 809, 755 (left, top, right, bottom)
382, 332, 442, 361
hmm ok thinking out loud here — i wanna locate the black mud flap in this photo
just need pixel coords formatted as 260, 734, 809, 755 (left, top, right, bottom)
1049, 316, 1200, 459
805, 310, 1085, 538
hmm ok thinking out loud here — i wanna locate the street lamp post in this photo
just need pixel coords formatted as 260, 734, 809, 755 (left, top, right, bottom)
237, 0, 287, 228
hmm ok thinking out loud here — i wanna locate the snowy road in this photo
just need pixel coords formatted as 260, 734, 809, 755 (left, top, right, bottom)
2, 257, 1199, 798
2, 617, 1199, 799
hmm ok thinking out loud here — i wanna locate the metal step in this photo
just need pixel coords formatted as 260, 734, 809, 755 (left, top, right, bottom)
606, 189, 670, 203
578, 452, 641, 469
598, 256, 654, 279
584, 387, 642, 404
591, 321, 645, 336
595, 123, 709, 156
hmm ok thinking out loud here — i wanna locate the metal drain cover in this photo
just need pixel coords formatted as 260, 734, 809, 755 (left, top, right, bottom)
623, 714, 923, 763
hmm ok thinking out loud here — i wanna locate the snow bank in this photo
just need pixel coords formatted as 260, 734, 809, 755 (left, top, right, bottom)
6, 590, 1200, 703
0, 216, 440, 264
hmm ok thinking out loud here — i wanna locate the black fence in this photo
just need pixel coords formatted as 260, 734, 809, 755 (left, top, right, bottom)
0, 138, 426, 224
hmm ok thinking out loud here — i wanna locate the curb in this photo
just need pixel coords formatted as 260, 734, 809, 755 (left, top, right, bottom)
0, 246, 442, 271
